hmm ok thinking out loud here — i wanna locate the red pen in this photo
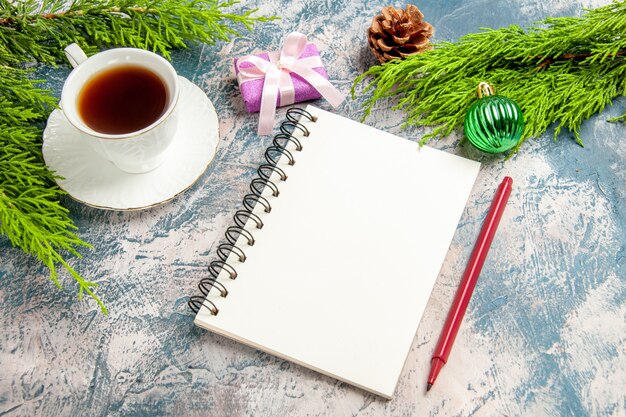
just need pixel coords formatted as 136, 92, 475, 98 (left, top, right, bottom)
427, 176, 513, 391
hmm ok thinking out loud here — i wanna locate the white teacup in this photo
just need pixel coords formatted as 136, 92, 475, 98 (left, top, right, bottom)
61, 43, 180, 174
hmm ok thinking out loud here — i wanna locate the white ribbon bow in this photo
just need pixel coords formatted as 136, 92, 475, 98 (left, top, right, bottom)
236, 32, 344, 135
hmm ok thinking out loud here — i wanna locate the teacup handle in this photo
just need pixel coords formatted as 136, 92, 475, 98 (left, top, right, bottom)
64, 43, 88, 68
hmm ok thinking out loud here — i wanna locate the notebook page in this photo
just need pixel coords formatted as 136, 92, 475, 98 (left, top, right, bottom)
195, 106, 480, 399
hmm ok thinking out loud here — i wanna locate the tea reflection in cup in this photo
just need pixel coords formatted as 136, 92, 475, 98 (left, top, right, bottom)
61, 43, 180, 174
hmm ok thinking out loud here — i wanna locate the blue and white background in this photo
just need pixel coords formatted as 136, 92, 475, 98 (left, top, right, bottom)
1, 0, 624, 416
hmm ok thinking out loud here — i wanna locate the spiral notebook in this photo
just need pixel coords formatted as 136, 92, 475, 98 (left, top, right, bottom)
190, 105, 480, 399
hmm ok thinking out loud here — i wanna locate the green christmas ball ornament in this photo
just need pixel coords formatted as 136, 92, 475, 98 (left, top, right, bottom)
463, 82, 524, 154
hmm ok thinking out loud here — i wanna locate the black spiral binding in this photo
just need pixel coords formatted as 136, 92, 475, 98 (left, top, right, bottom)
188, 107, 318, 315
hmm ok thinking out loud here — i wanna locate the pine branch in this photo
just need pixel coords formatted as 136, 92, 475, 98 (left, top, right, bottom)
0, 0, 275, 313
0, 65, 108, 313
352, 0, 626, 152
0, 0, 277, 64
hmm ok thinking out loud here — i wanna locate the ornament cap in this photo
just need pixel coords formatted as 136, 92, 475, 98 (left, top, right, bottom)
477, 82, 495, 98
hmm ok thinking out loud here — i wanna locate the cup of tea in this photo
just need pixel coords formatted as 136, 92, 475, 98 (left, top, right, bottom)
61, 43, 180, 174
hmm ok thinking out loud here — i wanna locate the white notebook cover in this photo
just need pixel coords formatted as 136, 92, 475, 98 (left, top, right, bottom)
194, 106, 480, 399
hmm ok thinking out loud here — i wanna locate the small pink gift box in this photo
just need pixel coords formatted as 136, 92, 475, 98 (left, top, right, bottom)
233, 32, 344, 135
234, 43, 328, 113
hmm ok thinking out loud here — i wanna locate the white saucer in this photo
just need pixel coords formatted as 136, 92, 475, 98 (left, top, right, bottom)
43, 76, 219, 211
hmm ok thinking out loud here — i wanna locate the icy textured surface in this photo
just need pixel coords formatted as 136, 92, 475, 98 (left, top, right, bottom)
1, 1, 624, 416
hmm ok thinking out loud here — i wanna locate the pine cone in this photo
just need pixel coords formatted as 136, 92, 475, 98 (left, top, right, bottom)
368, 5, 434, 64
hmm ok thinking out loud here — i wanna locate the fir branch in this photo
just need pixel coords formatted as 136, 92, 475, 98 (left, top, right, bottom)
0, 0, 277, 64
0, 66, 107, 313
0, 0, 275, 313
352, 0, 626, 152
